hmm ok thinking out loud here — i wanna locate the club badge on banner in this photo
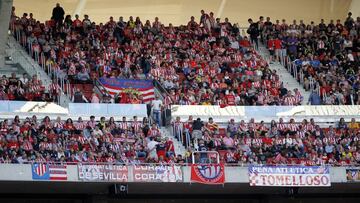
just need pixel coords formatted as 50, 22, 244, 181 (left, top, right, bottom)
133, 165, 183, 182
248, 165, 331, 187
346, 168, 360, 181
191, 164, 225, 184
32, 163, 67, 180
78, 165, 128, 182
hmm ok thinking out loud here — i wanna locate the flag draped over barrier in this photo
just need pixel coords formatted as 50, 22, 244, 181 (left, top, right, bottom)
191, 164, 225, 184
99, 77, 155, 103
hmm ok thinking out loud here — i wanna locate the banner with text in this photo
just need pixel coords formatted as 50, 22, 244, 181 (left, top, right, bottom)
133, 165, 183, 182
346, 168, 360, 181
78, 165, 128, 182
248, 165, 331, 187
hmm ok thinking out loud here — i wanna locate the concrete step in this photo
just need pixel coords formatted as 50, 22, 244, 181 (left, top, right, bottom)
258, 43, 311, 105
160, 127, 186, 156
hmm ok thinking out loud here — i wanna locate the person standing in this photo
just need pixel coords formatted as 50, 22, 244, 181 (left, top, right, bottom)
247, 18, 259, 49
308, 90, 322, 105
151, 95, 163, 127
52, 3, 65, 27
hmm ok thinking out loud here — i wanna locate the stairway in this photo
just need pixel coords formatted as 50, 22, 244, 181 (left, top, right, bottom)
258, 45, 311, 104
160, 127, 186, 157
6, 36, 71, 107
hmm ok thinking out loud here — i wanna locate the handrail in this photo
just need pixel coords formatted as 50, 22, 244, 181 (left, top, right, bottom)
153, 79, 170, 101
3, 161, 360, 167
94, 78, 110, 98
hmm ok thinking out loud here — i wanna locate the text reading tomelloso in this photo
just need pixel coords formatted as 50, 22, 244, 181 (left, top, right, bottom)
248, 165, 331, 187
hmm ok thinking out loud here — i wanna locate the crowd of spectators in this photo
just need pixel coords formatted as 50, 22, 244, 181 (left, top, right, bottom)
4, 112, 360, 166
0, 72, 58, 102
251, 13, 360, 105
0, 115, 182, 164
174, 116, 360, 166
10, 5, 304, 106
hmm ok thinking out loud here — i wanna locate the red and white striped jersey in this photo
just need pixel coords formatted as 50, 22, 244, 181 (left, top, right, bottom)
274, 138, 285, 145
53, 121, 64, 129
131, 121, 143, 132
238, 124, 248, 132
252, 138, 263, 147
252, 81, 261, 88
87, 121, 97, 129
110, 143, 121, 152
295, 92, 303, 104
148, 128, 160, 137
288, 123, 298, 131
164, 96, 172, 107
284, 96, 296, 105
39, 142, 51, 150
305, 124, 314, 132
248, 122, 257, 129
297, 130, 306, 139
119, 122, 129, 130
151, 68, 161, 80
173, 121, 183, 133
244, 138, 252, 145
77, 136, 86, 144
323, 137, 336, 144
274, 80, 281, 88
277, 123, 288, 131
74, 121, 86, 130
49, 83, 60, 94
22, 140, 33, 151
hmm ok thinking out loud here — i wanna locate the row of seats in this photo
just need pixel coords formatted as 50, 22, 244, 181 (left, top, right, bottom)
173, 116, 360, 165
259, 14, 360, 105
9, 9, 302, 106
0, 116, 182, 164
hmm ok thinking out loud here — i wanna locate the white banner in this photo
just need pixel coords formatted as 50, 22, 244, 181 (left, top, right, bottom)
78, 165, 128, 182
249, 166, 331, 187
133, 165, 183, 182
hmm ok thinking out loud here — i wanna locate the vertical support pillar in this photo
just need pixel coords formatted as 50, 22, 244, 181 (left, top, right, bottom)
0, 0, 13, 68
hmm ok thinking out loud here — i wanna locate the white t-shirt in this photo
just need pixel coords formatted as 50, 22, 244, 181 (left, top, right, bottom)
147, 140, 159, 151
152, 100, 163, 111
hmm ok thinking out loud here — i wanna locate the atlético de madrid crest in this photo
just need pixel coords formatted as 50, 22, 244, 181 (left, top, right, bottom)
191, 164, 225, 184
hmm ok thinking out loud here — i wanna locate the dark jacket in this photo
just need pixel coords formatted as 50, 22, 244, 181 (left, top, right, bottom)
247, 23, 260, 39
52, 6, 65, 21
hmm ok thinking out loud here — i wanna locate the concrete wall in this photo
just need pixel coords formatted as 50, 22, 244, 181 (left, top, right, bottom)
349, 0, 360, 17
13, 0, 352, 27
0, 164, 351, 183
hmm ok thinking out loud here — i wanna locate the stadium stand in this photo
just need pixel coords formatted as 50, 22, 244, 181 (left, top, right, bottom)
0, 111, 359, 166
0, 115, 180, 164
2, 5, 359, 166
258, 15, 360, 105
172, 116, 360, 166
8, 9, 306, 106
2, 1, 360, 202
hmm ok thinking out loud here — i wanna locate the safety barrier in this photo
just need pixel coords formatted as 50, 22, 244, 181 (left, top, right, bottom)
10, 26, 70, 105
170, 104, 360, 123
278, 54, 354, 105
0, 163, 351, 184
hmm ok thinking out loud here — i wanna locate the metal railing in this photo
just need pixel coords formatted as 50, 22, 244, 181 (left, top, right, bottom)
9, 26, 71, 106
278, 54, 355, 105
1, 161, 359, 167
